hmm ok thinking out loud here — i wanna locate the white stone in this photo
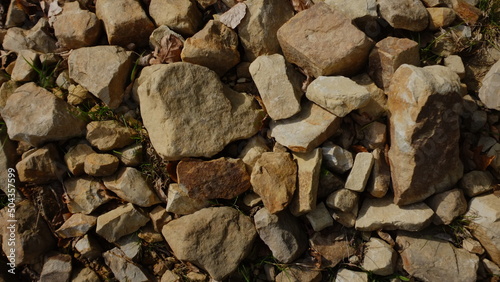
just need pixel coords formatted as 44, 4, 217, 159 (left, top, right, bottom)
165, 183, 209, 215
362, 238, 397, 276
289, 149, 322, 216
321, 142, 353, 173
305, 202, 334, 232
345, 152, 374, 192
479, 59, 500, 110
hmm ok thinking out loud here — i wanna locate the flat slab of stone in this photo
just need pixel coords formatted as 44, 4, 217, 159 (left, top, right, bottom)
149, 0, 202, 36
103, 248, 152, 282
355, 196, 434, 231
64, 177, 112, 214
55, 213, 97, 238
165, 183, 209, 215
270, 102, 341, 152
345, 152, 374, 192
96, 203, 150, 242
362, 238, 397, 276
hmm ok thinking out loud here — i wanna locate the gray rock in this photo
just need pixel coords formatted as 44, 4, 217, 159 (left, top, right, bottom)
96, 203, 150, 242
378, 0, 429, 31
345, 152, 374, 192
5, 0, 26, 27
84, 153, 119, 177
317, 169, 345, 199
463, 238, 485, 255
2, 18, 57, 53
1, 83, 86, 147
64, 177, 112, 214
275, 267, 322, 282
162, 207, 256, 280
355, 196, 434, 231
488, 143, 500, 174
459, 170, 494, 197
86, 120, 136, 151
64, 143, 96, 176
71, 267, 101, 282
362, 238, 397, 276
74, 235, 102, 260
137, 63, 264, 160
249, 54, 304, 120
69, 46, 133, 109
289, 149, 322, 216
55, 213, 97, 238
305, 202, 334, 232
270, 102, 342, 152
254, 208, 307, 263
16, 144, 64, 184
149, 205, 172, 233
104, 247, 153, 282
324, 0, 377, 26
116, 233, 142, 261
165, 183, 209, 215
483, 258, 500, 276
39, 253, 72, 282
103, 167, 161, 207
335, 269, 368, 282
479, 59, 500, 110
114, 143, 143, 166
326, 189, 359, 213
11, 50, 38, 82
397, 231, 479, 282
321, 142, 353, 174
426, 188, 467, 225
149, 0, 202, 36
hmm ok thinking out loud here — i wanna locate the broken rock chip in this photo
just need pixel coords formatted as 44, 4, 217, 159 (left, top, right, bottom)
162, 207, 256, 280
39, 253, 72, 282
83, 153, 119, 177
16, 144, 64, 184
270, 102, 341, 153
55, 213, 97, 238
289, 149, 322, 216
177, 157, 251, 200
165, 183, 209, 215
1, 83, 86, 147
96, 203, 150, 242
137, 63, 264, 160
64, 143, 96, 176
104, 247, 153, 282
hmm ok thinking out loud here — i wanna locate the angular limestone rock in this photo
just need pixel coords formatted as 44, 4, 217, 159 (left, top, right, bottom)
16, 144, 64, 184
103, 248, 153, 282
64, 143, 96, 176
479, 59, 500, 110
149, 0, 202, 36
426, 188, 467, 225
305, 202, 334, 232
64, 177, 112, 214
11, 50, 38, 82
83, 153, 119, 177
378, 0, 429, 31
345, 152, 374, 192
239, 135, 270, 172
289, 149, 322, 216
309, 231, 355, 268
39, 253, 72, 282
86, 120, 136, 151
165, 183, 209, 215
55, 213, 97, 238
459, 170, 494, 197
362, 238, 397, 276
321, 142, 353, 174
96, 203, 150, 242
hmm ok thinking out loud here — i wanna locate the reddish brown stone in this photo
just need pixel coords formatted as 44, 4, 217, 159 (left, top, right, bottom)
310, 231, 355, 268
177, 157, 251, 200
452, 0, 481, 25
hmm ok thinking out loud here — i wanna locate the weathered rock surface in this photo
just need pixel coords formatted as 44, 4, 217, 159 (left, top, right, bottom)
74, 234, 102, 260
2, 18, 57, 53
137, 63, 264, 160
103, 167, 161, 207
254, 208, 307, 263
321, 142, 353, 173
114, 143, 143, 166
71, 267, 101, 282
289, 149, 322, 216
39, 253, 72, 282
53, 1, 102, 49
326, 189, 359, 213
275, 267, 322, 282
426, 188, 467, 225
86, 120, 136, 151
397, 231, 479, 282
335, 269, 368, 282
355, 196, 434, 231
149, 0, 202, 36
251, 152, 297, 213
1, 83, 86, 147
181, 20, 239, 76
64, 177, 112, 214
239, 135, 270, 172
277, 2, 373, 77
479, 59, 500, 110
427, 7, 456, 31
250, 54, 304, 120
352, 73, 388, 119
362, 238, 397, 276
11, 49, 38, 82
96, 203, 150, 242
5, 0, 26, 28
463, 237, 485, 255
270, 102, 342, 152
366, 148, 391, 198
116, 233, 142, 261
16, 144, 64, 184
345, 152, 374, 192
177, 157, 251, 200
103, 247, 152, 282
84, 153, 119, 177
306, 76, 370, 117
305, 202, 334, 232
324, 0, 377, 26
162, 207, 256, 280
368, 37, 420, 89
238, 0, 294, 61
96, 0, 155, 47
69, 46, 133, 109
55, 213, 97, 238
459, 170, 494, 197
387, 65, 463, 205
64, 143, 95, 176
149, 25, 185, 51
165, 183, 209, 215
378, 0, 429, 31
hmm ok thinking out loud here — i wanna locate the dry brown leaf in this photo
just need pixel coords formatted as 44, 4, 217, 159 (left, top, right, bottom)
219, 2, 246, 29
472, 145, 495, 171
290, 0, 313, 13
351, 145, 369, 153
149, 34, 183, 65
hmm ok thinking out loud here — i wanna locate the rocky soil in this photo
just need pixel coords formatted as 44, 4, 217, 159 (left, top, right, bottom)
0, 0, 500, 281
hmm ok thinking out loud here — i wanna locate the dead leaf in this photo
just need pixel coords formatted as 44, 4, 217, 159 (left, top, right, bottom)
472, 145, 495, 171
219, 2, 246, 29
149, 34, 183, 65
290, 0, 313, 13
351, 145, 369, 153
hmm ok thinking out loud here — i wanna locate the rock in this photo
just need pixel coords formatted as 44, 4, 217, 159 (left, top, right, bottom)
488, 143, 500, 174
186, 272, 207, 281
326, 189, 359, 213
162, 207, 256, 280
289, 149, 322, 216
275, 267, 322, 282
16, 144, 64, 184
318, 170, 344, 199
161, 270, 182, 282
149, 25, 185, 50
39, 253, 72, 282
96, 203, 149, 242
149, 0, 202, 36
306, 76, 370, 117
67, 84, 91, 105
238, 0, 294, 61
355, 196, 434, 231
324, 0, 377, 26
181, 20, 239, 76
0, 128, 21, 201
11, 50, 38, 82
114, 143, 143, 166
366, 148, 391, 198
483, 258, 500, 276
421, 0, 449, 6
362, 121, 387, 149
165, 183, 209, 215
444, 55, 465, 79
239, 135, 270, 172
53, 1, 101, 49
2, 18, 57, 53
196, 0, 217, 8
310, 231, 355, 268
478, 59, 500, 110
451, 0, 481, 25
137, 224, 163, 243
427, 7, 456, 31
254, 208, 307, 263
470, 110, 487, 132
137, 63, 264, 160
321, 142, 353, 174
5, 0, 26, 27
335, 269, 368, 282
177, 157, 251, 200
362, 238, 397, 276
270, 102, 342, 152
55, 213, 97, 238
352, 74, 387, 119
332, 209, 358, 228
69, 46, 133, 109
459, 170, 494, 197
467, 193, 500, 265
368, 37, 420, 90
74, 235, 102, 260
86, 120, 136, 151
149, 205, 172, 233
71, 267, 101, 282
378, 0, 429, 31
387, 65, 463, 205
0, 200, 55, 266
249, 54, 304, 120
104, 247, 153, 282
1, 83, 86, 147
96, 0, 154, 47
0, 81, 21, 111
116, 233, 142, 261
64, 143, 95, 176
83, 153, 119, 177
250, 152, 297, 213
463, 238, 485, 255
103, 167, 161, 207
345, 152, 374, 192
426, 188, 467, 225
64, 176, 112, 214
305, 202, 334, 232
397, 231, 479, 282
277, 2, 373, 77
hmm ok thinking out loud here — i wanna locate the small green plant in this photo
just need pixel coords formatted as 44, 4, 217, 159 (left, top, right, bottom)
447, 214, 477, 247
23, 57, 61, 89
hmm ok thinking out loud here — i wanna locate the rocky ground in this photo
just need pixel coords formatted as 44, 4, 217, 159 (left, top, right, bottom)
0, 0, 499, 281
